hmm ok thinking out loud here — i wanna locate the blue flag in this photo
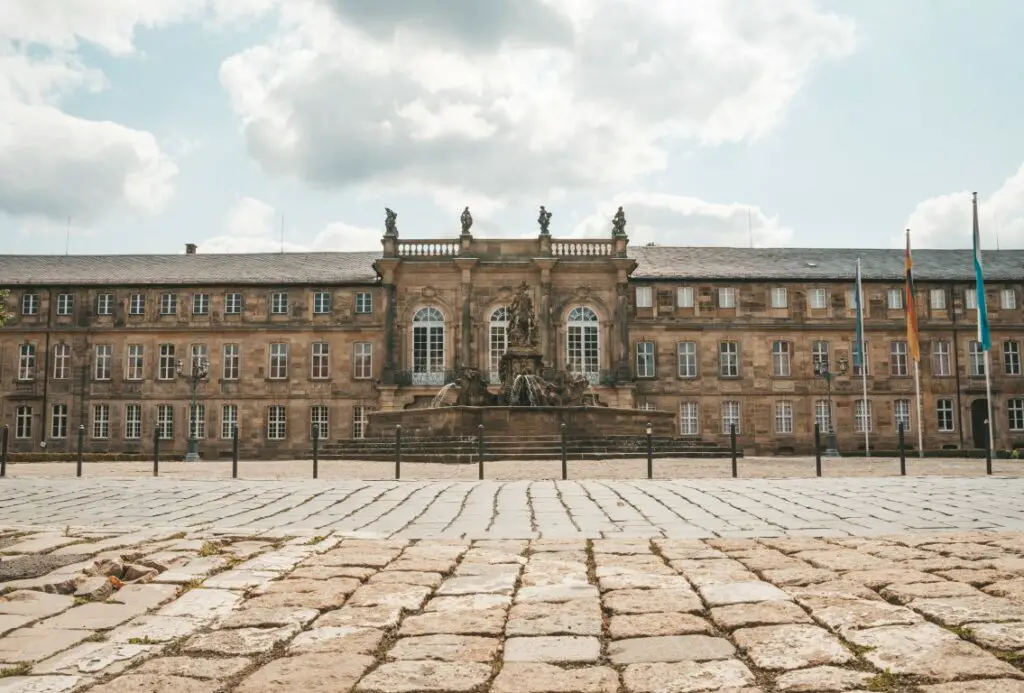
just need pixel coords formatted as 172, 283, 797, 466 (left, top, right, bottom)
973, 192, 991, 351
853, 258, 865, 369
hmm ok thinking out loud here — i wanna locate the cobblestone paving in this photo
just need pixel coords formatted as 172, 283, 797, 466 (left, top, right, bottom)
2, 477, 1024, 538
3, 529, 1024, 691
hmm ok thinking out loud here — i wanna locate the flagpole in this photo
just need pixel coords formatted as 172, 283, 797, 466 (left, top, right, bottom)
913, 361, 924, 457
973, 191, 996, 458
984, 350, 995, 453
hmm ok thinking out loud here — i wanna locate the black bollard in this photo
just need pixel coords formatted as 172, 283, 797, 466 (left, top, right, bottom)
561, 423, 568, 481
986, 431, 993, 476
231, 424, 239, 479
814, 422, 822, 477
76, 424, 84, 478
395, 425, 402, 480
898, 422, 906, 476
1, 424, 8, 479
646, 422, 653, 480
153, 426, 161, 472
477, 424, 485, 480
312, 424, 320, 480
730, 423, 738, 478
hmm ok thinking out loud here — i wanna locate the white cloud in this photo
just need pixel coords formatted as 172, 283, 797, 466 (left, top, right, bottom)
220, 0, 855, 203
572, 193, 794, 247
904, 163, 1024, 249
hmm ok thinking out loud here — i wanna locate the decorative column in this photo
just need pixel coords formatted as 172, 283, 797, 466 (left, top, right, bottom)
612, 258, 636, 382
453, 258, 478, 370
375, 259, 400, 384
533, 258, 559, 365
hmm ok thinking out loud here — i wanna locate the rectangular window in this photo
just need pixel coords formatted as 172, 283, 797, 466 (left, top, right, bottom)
355, 292, 373, 314
124, 404, 141, 440
94, 344, 112, 380
965, 289, 977, 310
56, 293, 73, 315
679, 402, 699, 436
930, 288, 947, 310
932, 340, 950, 377
223, 344, 240, 380
96, 293, 113, 316
129, 293, 145, 315
718, 287, 736, 309
160, 293, 177, 315
311, 342, 330, 379
636, 341, 655, 378
811, 340, 829, 368
53, 343, 70, 379
268, 405, 287, 440
189, 404, 205, 440
192, 293, 210, 315
1009, 399, 1024, 432
15, 406, 32, 439
677, 342, 697, 378
719, 341, 739, 377
890, 341, 908, 377
770, 287, 788, 309
269, 343, 288, 379
353, 406, 369, 439
775, 400, 793, 434
969, 340, 985, 376
853, 340, 870, 376
18, 344, 36, 380
854, 399, 873, 433
354, 342, 373, 380
1005, 341, 1021, 376
771, 341, 791, 377
157, 404, 173, 440
125, 344, 144, 380
225, 293, 243, 315
887, 288, 903, 310
92, 404, 110, 439
809, 288, 828, 310
21, 293, 39, 315
50, 404, 68, 439
721, 401, 740, 434
221, 405, 238, 439
815, 399, 832, 433
894, 398, 912, 433
936, 399, 955, 432
1002, 289, 1017, 310
190, 344, 208, 376
311, 405, 330, 439
635, 286, 653, 308
158, 344, 176, 380
270, 292, 289, 315
677, 287, 694, 309
313, 291, 332, 314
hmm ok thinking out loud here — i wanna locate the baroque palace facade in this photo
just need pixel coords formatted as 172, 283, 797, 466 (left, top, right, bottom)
2, 223, 1024, 459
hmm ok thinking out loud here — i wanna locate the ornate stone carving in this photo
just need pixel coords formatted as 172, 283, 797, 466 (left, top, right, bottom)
538, 205, 552, 235
507, 281, 537, 348
460, 207, 473, 235
611, 206, 627, 237
384, 208, 398, 237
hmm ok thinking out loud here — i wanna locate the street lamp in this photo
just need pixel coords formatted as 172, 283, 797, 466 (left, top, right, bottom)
813, 357, 847, 458
176, 356, 209, 462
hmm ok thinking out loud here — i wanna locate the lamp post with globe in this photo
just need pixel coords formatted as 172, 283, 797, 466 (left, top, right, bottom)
176, 356, 209, 462
813, 357, 846, 457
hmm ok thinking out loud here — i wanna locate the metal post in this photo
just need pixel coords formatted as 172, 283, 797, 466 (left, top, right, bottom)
185, 378, 199, 462
898, 422, 906, 476
477, 424, 485, 480
231, 424, 239, 479
730, 423, 737, 478
561, 423, 568, 480
1, 425, 8, 478
986, 429, 993, 476
395, 425, 402, 480
153, 426, 161, 470
646, 422, 653, 480
76, 424, 84, 478
312, 424, 320, 480
815, 422, 822, 477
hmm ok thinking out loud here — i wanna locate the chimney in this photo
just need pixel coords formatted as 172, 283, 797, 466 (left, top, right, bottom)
185, 243, 197, 255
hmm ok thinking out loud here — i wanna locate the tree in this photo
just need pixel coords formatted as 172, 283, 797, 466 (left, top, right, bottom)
0, 289, 10, 327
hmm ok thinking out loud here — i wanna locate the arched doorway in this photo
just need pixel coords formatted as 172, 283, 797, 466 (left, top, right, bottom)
971, 399, 990, 449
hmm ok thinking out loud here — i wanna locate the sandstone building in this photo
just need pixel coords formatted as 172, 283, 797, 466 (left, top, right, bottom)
2, 226, 1023, 459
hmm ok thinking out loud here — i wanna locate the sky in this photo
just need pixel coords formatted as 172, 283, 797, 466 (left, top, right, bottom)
2, 0, 1024, 256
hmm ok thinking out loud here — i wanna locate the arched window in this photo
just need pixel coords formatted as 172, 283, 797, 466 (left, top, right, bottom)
566, 306, 599, 384
412, 307, 445, 385
489, 307, 509, 384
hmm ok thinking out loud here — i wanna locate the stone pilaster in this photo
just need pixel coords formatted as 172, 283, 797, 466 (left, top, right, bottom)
453, 258, 479, 370
374, 258, 400, 383
533, 258, 559, 365
611, 257, 637, 381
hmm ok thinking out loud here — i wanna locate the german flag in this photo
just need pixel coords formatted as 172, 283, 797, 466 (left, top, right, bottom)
905, 228, 921, 362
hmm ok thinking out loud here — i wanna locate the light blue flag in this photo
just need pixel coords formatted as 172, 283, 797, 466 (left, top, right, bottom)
853, 258, 865, 368
973, 192, 991, 351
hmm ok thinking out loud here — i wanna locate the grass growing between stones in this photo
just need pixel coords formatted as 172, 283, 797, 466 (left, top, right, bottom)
865, 670, 917, 692
198, 542, 223, 557
0, 663, 30, 678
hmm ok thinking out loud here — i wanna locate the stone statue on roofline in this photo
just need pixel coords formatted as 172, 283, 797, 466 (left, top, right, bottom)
460, 207, 473, 235
538, 205, 552, 235
611, 206, 627, 237
384, 208, 398, 238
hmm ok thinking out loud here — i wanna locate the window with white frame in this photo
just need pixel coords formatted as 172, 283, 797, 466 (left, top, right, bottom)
635, 286, 653, 308
809, 288, 828, 310
18, 344, 35, 380
811, 340, 829, 367
932, 340, 950, 376
680, 402, 699, 436
775, 400, 793, 434
936, 399, 955, 432
221, 405, 238, 439
1009, 399, 1024, 431
815, 399, 832, 433
313, 291, 332, 314
489, 307, 508, 384
128, 293, 144, 315
126, 344, 144, 380
1002, 289, 1017, 310
270, 292, 289, 315
310, 405, 329, 439
677, 341, 697, 378
189, 404, 205, 439
92, 404, 110, 439
267, 405, 287, 440
53, 343, 70, 379
854, 399, 873, 433
354, 343, 373, 379
636, 341, 655, 378
771, 341, 791, 377
930, 288, 947, 310
1005, 341, 1021, 376
637, 402, 657, 411
677, 287, 694, 309
771, 287, 788, 309
887, 288, 903, 310
192, 293, 209, 315
721, 401, 740, 434
223, 344, 239, 380
719, 341, 739, 377
94, 344, 112, 380
159, 293, 177, 315
158, 344, 176, 380
21, 293, 39, 315
969, 340, 985, 376
225, 293, 243, 315
890, 341, 909, 377
718, 287, 736, 308
157, 404, 173, 439
96, 293, 113, 315
965, 288, 977, 310
190, 344, 208, 375
124, 404, 141, 440
355, 292, 373, 314
269, 343, 289, 379
311, 342, 330, 379
353, 406, 369, 438
894, 398, 912, 432
566, 306, 599, 384
51, 403, 68, 438
15, 406, 32, 439
56, 293, 73, 315
413, 307, 446, 386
